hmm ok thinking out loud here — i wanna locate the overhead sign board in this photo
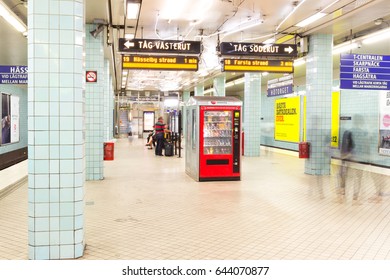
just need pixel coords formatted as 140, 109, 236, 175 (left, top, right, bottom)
0, 65, 28, 84
222, 58, 294, 73
119, 38, 201, 55
122, 55, 199, 71
340, 53, 390, 90
220, 42, 297, 57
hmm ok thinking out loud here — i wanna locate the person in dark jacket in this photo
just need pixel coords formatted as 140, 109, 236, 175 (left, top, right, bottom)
154, 117, 169, 156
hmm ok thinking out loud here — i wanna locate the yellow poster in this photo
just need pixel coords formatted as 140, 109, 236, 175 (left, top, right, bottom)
302, 92, 339, 146
275, 97, 300, 142
331, 91, 340, 148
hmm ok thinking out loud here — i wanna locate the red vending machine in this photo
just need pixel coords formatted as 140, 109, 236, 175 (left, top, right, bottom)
185, 96, 242, 181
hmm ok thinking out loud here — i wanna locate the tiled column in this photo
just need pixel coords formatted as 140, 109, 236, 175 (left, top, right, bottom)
213, 74, 226, 96
103, 59, 111, 141
244, 73, 261, 156
28, 0, 85, 259
109, 74, 114, 140
182, 90, 190, 137
305, 34, 333, 175
85, 24, 104, 180
195, 83, 204, 96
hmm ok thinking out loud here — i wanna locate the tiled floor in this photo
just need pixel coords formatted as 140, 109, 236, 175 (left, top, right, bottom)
0, 137, 389, 260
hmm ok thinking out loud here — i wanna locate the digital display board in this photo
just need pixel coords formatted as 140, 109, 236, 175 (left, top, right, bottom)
122, 55, 199, 71
223, 59, 294, 73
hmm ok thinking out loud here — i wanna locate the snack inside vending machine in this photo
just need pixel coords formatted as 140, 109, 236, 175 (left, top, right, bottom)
185, 96, 242, 181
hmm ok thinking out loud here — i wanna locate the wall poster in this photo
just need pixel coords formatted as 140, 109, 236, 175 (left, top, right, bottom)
379, 91, 390, 156
275, 96, 300, 142
1, 92, 19, 145
143, 111, 155, 132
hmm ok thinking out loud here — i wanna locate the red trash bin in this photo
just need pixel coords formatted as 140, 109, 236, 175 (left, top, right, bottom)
298, 142, 310, 158
104, 142, 114, 160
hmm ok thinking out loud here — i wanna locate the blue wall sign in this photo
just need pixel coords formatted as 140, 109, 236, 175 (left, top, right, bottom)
340, 54, 390, 90
0, 66, 28, 84
267, 84, 293, 97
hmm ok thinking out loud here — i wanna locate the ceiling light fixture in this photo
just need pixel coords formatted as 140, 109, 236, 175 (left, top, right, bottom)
295, 12, 327, 27
332, 40, 359, 54
361, 27, 390, 44
222, 18, 263, 37
276, 0, 307, 31
126, 0, 142, 20
0, 0, 27, 33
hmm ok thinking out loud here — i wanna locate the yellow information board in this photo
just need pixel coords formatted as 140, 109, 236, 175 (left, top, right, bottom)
122, 55, 198, 71
275, 97, 300, 142
223, 59, 293, 73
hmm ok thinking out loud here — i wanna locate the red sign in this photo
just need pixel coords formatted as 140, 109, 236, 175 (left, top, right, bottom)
86, 71, 97, 82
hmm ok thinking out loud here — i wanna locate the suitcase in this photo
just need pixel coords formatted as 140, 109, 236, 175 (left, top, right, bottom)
164, 143, 174, 156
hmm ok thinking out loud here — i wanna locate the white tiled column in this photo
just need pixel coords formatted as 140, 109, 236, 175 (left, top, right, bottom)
182, 90, 190, 137
213, 74, 226, 96
244, 73, 261, 156
195, 84, 204, 96
28, 0, 85, 259
85, 24, 104, 180
305, 34, 333, 175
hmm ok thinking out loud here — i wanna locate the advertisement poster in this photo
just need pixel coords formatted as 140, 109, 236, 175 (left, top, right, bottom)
379, 91, 390, 156
1, 93, 11, 144
275, 96, 300, 142
143, 111, 155, 132
10, 95, 19, 143
331, 92, 340, 148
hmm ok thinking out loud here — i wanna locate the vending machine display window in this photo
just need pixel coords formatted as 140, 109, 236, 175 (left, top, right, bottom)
203, 111, 232, 155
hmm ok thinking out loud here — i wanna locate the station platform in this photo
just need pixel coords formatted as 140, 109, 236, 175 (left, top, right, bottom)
0, 137, 389, 260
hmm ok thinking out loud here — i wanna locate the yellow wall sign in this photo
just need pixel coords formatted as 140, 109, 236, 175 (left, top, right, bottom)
331, 91, 340, 148
303, 92, 340, 147
275, 97, 300, 142
122, 55, 198, 71
223, 59, 293, 73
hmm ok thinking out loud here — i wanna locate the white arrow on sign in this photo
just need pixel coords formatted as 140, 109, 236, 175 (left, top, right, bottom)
124, 40, 135, 49
284, 46, 294, 54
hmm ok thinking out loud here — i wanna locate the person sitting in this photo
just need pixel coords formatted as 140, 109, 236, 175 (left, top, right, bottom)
145, 131, 155, 149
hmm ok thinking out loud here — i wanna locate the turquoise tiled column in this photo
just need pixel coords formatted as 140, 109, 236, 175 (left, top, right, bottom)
27, 0, 85, 259
195, 83, 204, 96
305, 34, 333, 175
85, 24, 104, 180
103, 59, 113, 141
182, 90, 190, 138
109, 73, 114, 139
213, 74, 226, 96
244, 73, 261, 156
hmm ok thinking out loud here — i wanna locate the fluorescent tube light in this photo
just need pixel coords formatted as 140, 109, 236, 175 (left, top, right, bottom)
296, 12, 327, 27
332, 41, 359, 54
362, 27, 390, 44
0, 1, 27, 33
127, 0, 141, 20
222, 18, 263, 37
294, 57, 306, 66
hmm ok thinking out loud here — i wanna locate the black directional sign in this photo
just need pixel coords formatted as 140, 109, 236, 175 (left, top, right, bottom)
119, 38, 201, 55
220, 42, 297, 57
